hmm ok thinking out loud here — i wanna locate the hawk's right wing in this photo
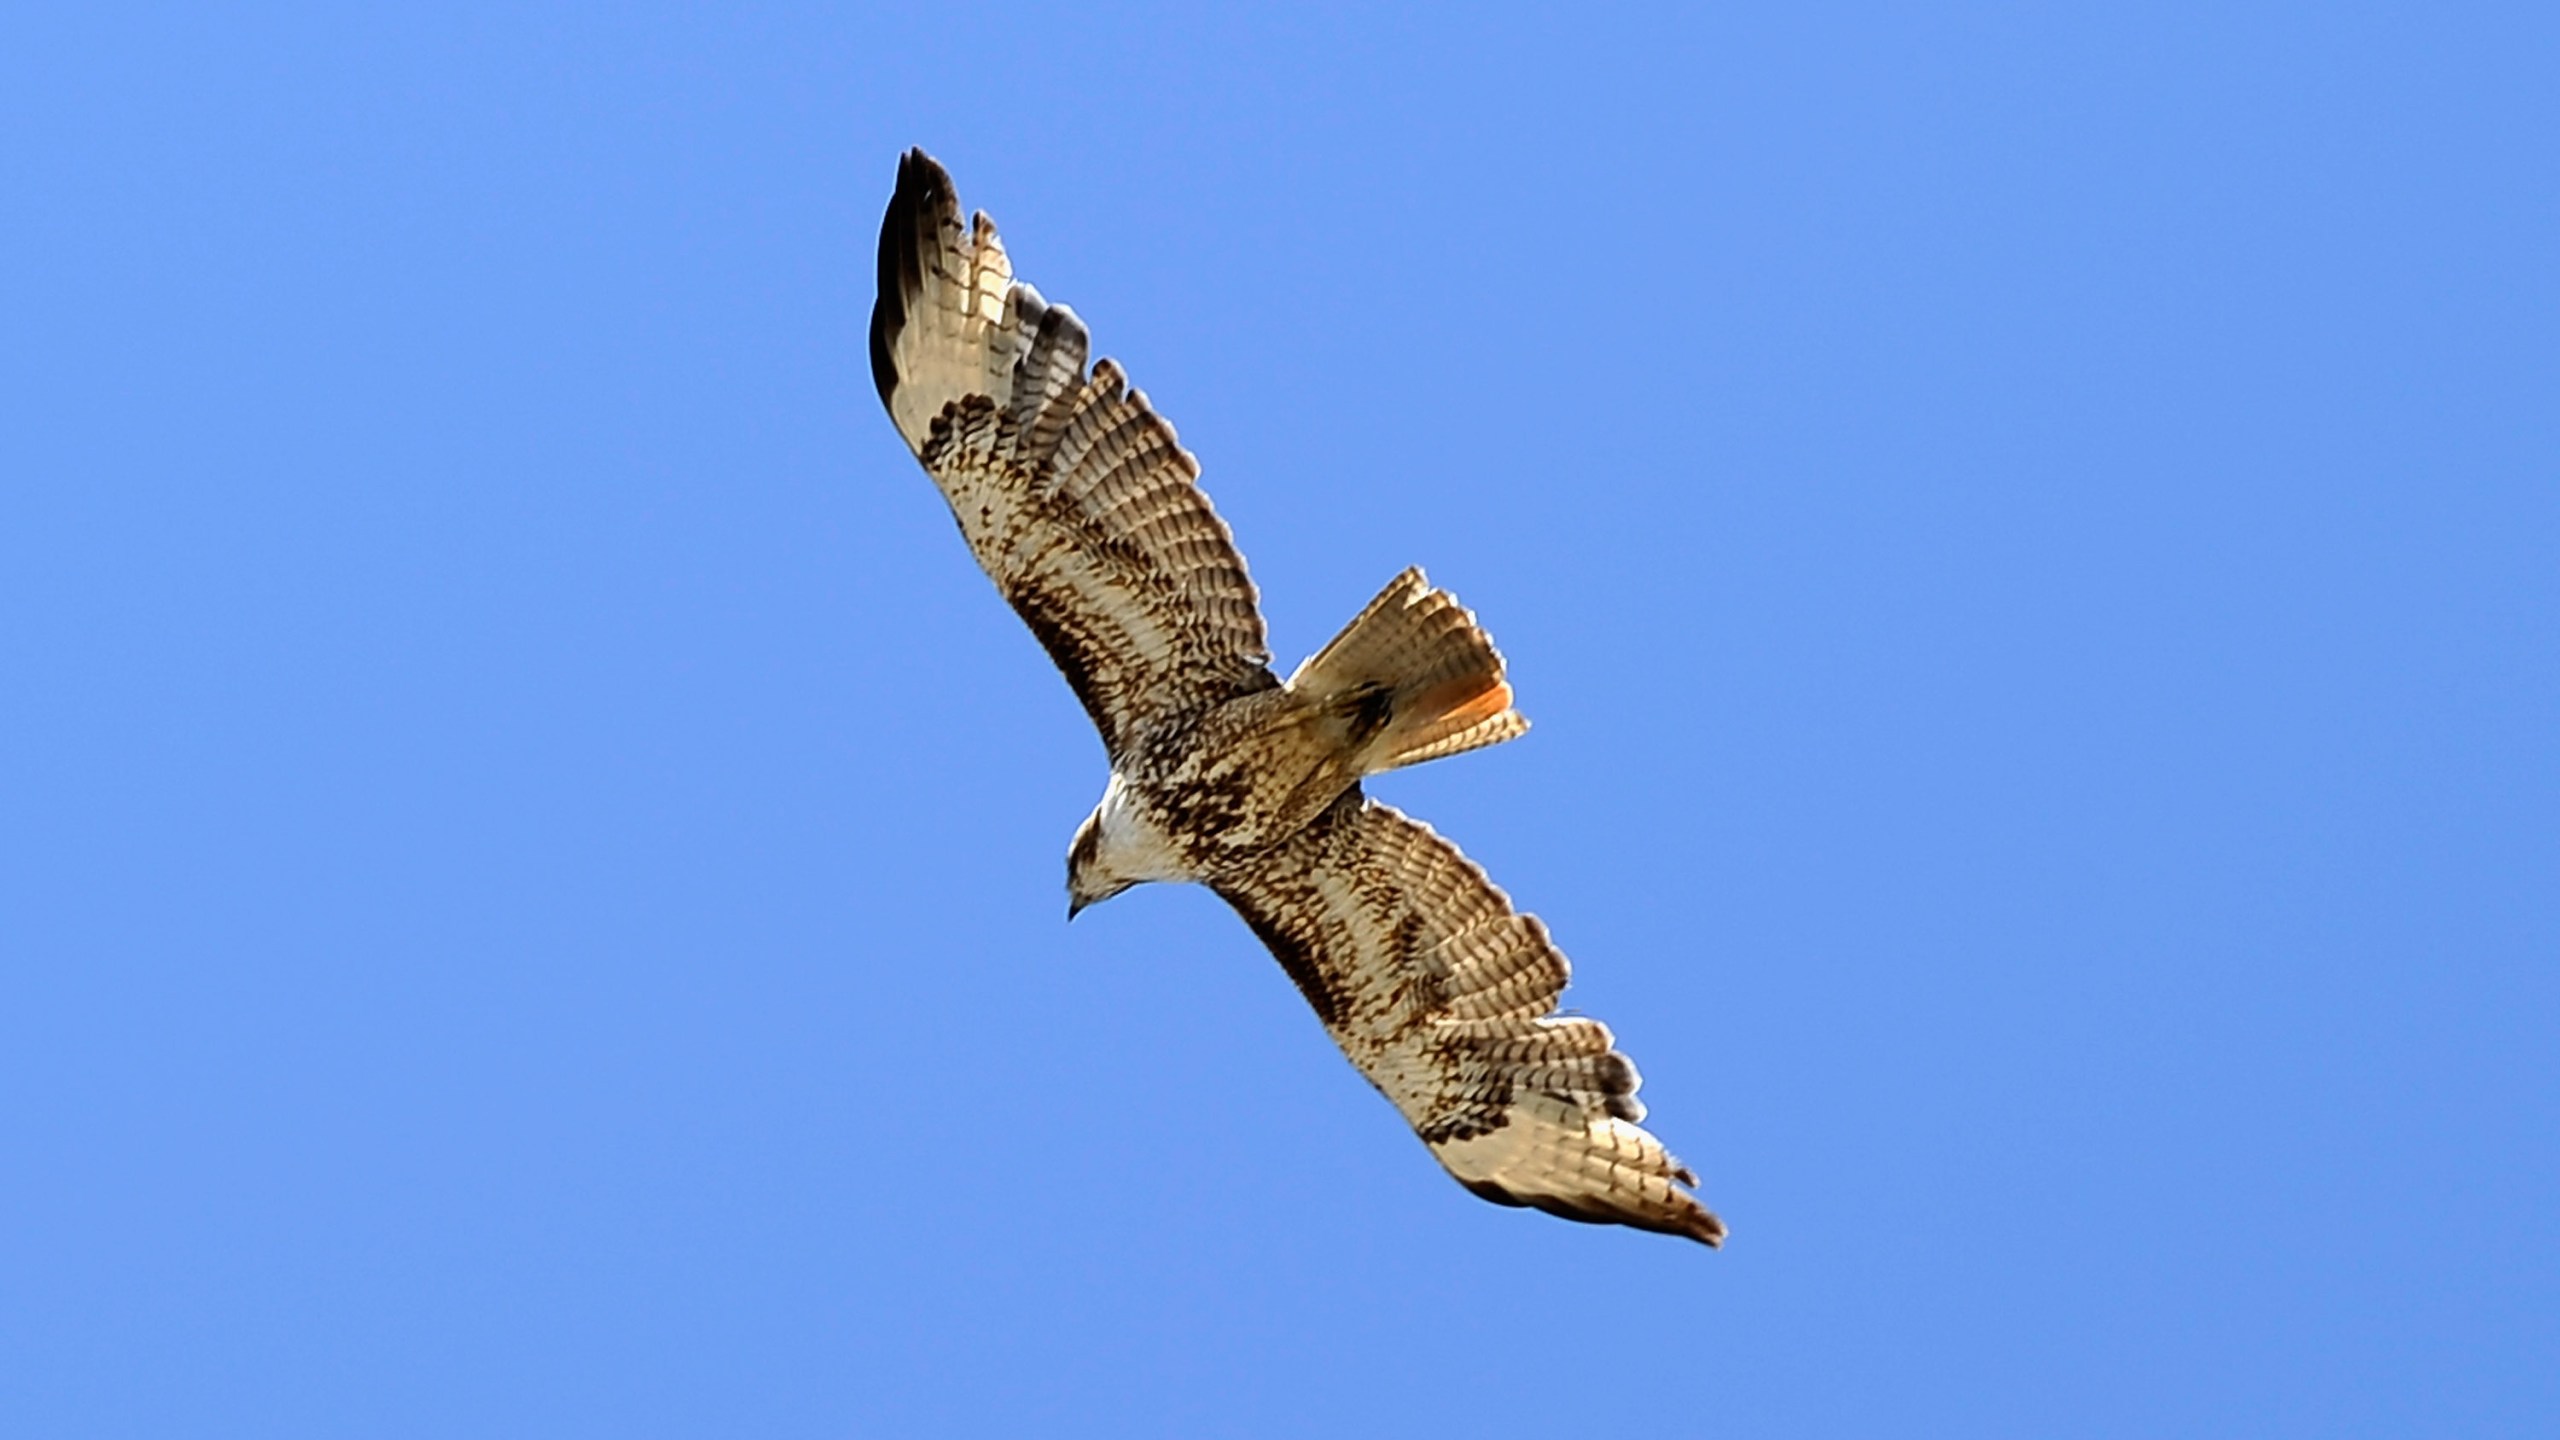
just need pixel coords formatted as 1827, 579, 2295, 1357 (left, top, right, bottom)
1210, 793, 1725, 1246
871, 150, 1274, 759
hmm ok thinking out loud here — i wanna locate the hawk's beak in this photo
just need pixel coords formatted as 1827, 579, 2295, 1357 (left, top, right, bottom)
1067, 895, 1088, 922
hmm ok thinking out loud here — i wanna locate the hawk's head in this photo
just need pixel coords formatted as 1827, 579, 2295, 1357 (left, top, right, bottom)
1064, 811, 1131, 919
1066, 775, 1187, 918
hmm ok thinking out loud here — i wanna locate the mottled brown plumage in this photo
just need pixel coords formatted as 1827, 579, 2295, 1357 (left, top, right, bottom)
870, 148, 1722, 1247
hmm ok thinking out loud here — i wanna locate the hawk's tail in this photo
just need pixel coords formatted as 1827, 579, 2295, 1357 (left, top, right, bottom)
1289, 568, 1529, 774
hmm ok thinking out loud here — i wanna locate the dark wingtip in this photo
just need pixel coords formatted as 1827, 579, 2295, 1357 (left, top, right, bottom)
1463, 1176, 1726, 1249
870, 148, 954, 410
1689, 1211, 1729, 1249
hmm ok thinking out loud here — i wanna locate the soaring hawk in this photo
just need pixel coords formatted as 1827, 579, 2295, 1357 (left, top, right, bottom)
870, 149, 1723, 1246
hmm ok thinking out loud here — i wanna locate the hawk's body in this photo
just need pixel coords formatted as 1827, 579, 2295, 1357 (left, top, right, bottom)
871, 149, 1723, 1246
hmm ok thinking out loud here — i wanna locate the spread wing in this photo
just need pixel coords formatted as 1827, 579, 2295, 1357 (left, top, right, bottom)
870, 149, 1273, 758
1209, 793, 1725, 1246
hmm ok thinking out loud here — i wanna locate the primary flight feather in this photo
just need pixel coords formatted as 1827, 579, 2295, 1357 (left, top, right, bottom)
870, 148, 1723, 1246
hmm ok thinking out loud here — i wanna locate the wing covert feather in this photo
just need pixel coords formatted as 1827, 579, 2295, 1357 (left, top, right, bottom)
871, 150, 1271, 756
1209, 795, 1725, 1247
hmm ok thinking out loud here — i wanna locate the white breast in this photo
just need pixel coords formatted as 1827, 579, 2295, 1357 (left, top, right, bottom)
1094, 772, 1198, 885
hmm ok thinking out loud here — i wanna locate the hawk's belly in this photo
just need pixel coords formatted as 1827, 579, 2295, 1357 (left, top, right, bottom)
1102, 693, 1360, 877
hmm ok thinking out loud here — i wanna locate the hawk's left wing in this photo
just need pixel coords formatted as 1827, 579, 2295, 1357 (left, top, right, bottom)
1209, 793, 1725, 1246
871, 149, 1273, 759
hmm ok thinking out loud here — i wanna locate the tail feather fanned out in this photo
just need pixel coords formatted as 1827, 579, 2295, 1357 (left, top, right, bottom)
1289, 568, 1530, 774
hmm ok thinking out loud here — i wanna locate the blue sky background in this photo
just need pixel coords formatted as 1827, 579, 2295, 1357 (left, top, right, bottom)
5, 3, 2554, 1435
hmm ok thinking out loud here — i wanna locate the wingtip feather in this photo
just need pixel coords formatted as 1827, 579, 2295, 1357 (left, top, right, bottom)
871, 148, 966, 408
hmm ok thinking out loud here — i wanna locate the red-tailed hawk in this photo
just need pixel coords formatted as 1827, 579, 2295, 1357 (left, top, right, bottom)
870, 149, 1724, 1246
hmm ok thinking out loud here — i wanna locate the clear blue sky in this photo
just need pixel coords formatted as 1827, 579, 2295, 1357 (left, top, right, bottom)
5, 3, 2553, 1435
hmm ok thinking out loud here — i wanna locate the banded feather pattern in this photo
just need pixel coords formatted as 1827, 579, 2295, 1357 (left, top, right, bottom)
872, 150, 1271, 757
1208, 795, 1724, 1246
